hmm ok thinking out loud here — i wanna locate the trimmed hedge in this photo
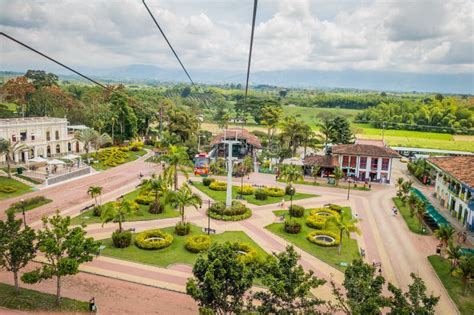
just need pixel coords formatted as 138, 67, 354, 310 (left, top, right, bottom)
8, 196, 48, 211
289, 205, 305, 217
175, 221, 191, 235
208, 201, 252, 221
328, 204, 343, 212
237, 185, 255, 195
202, 177, 216, 186
135, 229, 173, 250
112, 230, 132, 248
307, 230, 340, 247
185, 235, 211, 253
284, 218, 302, 234
230, 242, 258, 265
209, 181, 227, 191
254, 189, 268, 200
135, 194, 154, 205
0, 185, 17, 193
309, 208, 340, 218
306, 215, 328, 229
264, 187, 285, 197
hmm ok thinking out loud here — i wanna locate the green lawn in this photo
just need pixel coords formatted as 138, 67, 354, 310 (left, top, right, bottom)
266, 207, 360, 271
279, 178, 370, 191
428, 255, 473, 315
101, 224, 268, 268
0, 177, 34, 200
8, 198, 52, 212
0, 282, 88, 312
87, 148, 147, 171
14, 174, 42, 185
284, 105, 361, 128
192, 182, 317, 206
70, 188, 180, 225
392, 197, 427, 235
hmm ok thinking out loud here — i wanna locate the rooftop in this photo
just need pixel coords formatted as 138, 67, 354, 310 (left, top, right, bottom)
304, 155, 339, 168
0, 117, 67, 126
428, 156, 474, 188
210, 129, 262, 148
355, 138, 385, 147
332, 144, 400, 158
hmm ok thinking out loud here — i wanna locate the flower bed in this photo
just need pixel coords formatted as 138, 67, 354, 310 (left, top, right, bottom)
237, 185, 255, 195
99, 147, 128, 167
306, 215, 328, 229
309, 208, 340, 217
230, 242, 258, 264
209, 181, 227, 191
0, 185, 17, 193
185, 235, 211, 253
307, 230, 340, 247
135, 229, 173, 250
263, 187, 285, 197
208, 201, 252, 221
135, 194, 154, 205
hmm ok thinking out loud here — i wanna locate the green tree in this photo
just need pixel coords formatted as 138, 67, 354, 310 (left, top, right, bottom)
141, 174, 170, 214
311, 165, 321, 183
415, 199, 427, 229
251, 245, 326, 314
446, 241, 463, 271
279, 164, 303, 210
171, 183, 202, 224
110, 93, 138, 141
74, 128, 98, 163
0, 210, 36, 294
87, 186, 103, 207
434, 225, 455, 255
167, 110, 200, 144
331, 259, 388, 314
330, 116, 353, 144
388, 273, 439, 314
160, 145, 192, 191
100, 199, 138, 232
181, 86, 192, 98
25, 70, 58, 88
407, 193, 419, 217
92, 133, 112, 159
260, 105, 282, 147
333, 167, 344, 186
454, 254, 473, 295
280, 117, 309, 156
318, 117, 335, 148
324, 214, 360, 255
186, 242, 254, 314
21, 211, 99, 305
0, 139, 28, 178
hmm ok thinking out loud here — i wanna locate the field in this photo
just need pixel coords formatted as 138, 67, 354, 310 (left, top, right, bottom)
283, 105, 361, 126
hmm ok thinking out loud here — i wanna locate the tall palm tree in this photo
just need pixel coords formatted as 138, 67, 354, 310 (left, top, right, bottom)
311, 165, 321, 183
434, 225, 455, 255
100, 199, 138, 233
171, 183, 202, 223
0, 139, 27, 178
159, 145, 192, 191
141, 174, 171, 213
407, 193, 419, 217
415, 199, 427, 229
92, 133, 112, 159
74, 128, 98, 163
446, 241, 463, 271
454, 254, 473, 295
279, 164, 304, 210
87, 186, 103, 207
325, 214, 360, 255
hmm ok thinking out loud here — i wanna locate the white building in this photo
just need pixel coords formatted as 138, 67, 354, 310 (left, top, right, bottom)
428, 156, 474, 231
0, 117, 84, 164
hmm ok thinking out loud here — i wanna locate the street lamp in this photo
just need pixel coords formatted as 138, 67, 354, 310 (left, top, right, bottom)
20, 198, 26, 228
347, 179, 352, 200
289, 185, 295, 215
201, 199, 213, 235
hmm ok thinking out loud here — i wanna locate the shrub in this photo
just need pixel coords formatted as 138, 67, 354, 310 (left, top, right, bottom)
307, 230, 340, 247
175, 221, 191, 235
112, 230, 132, 248
237, 185, 255, 195
285, 185, 295, 196
149, 201, 165, 214
328, 204, 343, 212
93, 206, 102, 217
264, 187, 285, 197
130, 141, 144, 151
208, 201, 226, 214
309, 208, 340, 218
8, 196, 48, 211
135, 194, 154, 205
99, 147, 128, 167
209, 181, 227, 191
289, 205, 305, 217
0, 184, 17, 193
135, 229, 173, 249
230, 242, 259, 265
202, 177, 216, 186
254, 189, 268, 200
306, 215, 328, 229
284, 218, 302, 234
208, 201, 252, 221
185, 235, 211, 253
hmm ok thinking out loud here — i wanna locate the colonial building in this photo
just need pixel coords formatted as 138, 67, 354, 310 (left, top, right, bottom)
209, 129, 262, 162
0, 117, 84, 164
428, 156, 474, 231
331, 144, 400, 183
303, 155, 339, 177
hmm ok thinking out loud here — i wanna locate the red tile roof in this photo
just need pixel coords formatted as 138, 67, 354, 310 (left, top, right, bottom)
304, 155, 339, 168
332, 144, 400, 158
210, 129, 262, 148
355, 138, 385, 147
428, 156, 474, 188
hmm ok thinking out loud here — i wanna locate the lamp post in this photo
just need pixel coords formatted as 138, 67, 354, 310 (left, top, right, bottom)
201, 199, 213, 235
20, 198, 26, 228
289, 185, 295, 215
347, 179, 352, 200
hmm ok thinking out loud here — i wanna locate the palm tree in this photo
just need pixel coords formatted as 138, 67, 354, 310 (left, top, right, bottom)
279, 164, 304, 210
434, 225, 455, 255
446, 241, 463, 271
92, 133, 112, 159
454, 254, 473, 295
100, 199, 138, 232
0, 139, 28, 178
87, 186, 103, 207
171, 183, 202, 223
74, 128, 98, 163
238, 156, 253, 198
333, 167, 344, 186
407, 193, 419, 217
415, 199, 426, 229
325, 214, 361, 255
141, 174, 171, 213
311, 165, 321, 183
159, 145, 192, 191
318, 117, 334, 148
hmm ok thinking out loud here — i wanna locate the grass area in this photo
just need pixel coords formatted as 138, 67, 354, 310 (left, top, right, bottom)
8, 198, 52, 212
101, 224, 268, 268
266, 207, 360, 271
428, 255, 473, 315
70, 188, 180, 225
0, 282, 88, 312
192, 181, 317, 206
284, 105, 361, 127
14, 174, 42, 185
279, 178, 370, 191
0, 177, 34, 200
392, 197, 427, 235
86, 148, 147, 171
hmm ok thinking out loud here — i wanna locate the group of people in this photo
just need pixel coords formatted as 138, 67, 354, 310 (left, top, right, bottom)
391, 206, 398, 216
457, 230, 468, 244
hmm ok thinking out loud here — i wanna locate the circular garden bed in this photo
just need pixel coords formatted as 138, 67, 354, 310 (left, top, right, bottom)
307, 230, 340, 247
208, 201, 252, 221
135, 229, 173, 250
230, 242, 258, 264
185, 235, 211, 253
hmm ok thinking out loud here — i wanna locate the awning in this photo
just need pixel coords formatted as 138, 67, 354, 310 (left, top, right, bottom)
63, 154, 80, 160
47, 159, 66, 165
29, 156, 47, 163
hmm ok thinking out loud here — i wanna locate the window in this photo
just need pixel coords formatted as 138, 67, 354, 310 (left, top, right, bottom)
56, 144, 61, 154
382, 158, 389, 171
20, 132, 27, 141
342, 156, 349, 167
46, 131, 51, 141
55, 130, 60, 140
68, 142, 72, 152
31, 133, 35, 141
371, 158, 378, 169
360, 157, 367, 168
12, 134, 17, 142
349, 156, 356, 168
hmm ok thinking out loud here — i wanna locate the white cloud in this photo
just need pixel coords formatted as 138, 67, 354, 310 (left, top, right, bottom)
0, 0, 472, 75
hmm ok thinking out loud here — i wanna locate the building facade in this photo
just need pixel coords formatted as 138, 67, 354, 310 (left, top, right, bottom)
331, 144, 400, 183
428, 156, 474, 231
0, 117, 84, 164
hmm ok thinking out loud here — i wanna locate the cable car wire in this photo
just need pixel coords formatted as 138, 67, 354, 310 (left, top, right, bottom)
244, 0, 258, 105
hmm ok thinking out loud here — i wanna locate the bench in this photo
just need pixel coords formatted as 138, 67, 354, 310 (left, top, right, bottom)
323, 203, 331, 208
80, 204, 94, 212
128, 227, 136, 232
203, 227, 216, 234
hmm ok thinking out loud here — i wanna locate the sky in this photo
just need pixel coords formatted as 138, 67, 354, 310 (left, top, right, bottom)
1, 0, 473, 78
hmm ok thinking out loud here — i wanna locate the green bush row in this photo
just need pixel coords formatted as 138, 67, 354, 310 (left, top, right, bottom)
209, 181, 227, 191
237, 185, 255, 195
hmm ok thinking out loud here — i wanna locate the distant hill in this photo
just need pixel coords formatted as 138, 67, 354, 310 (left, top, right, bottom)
1, 64, 472, 94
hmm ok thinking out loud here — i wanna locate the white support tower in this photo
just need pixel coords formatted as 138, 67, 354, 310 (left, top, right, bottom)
222, 130, 240, 208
